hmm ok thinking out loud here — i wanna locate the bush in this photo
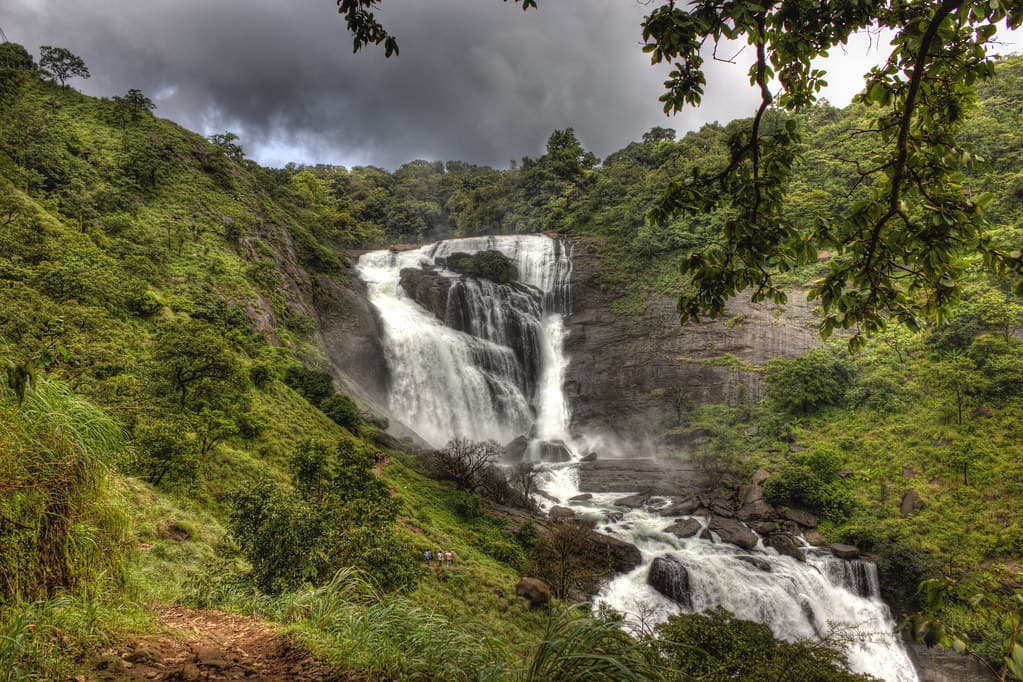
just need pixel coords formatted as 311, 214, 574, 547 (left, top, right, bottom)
320, 393, 363, 431
764, 348, 853, 414
762, 448, 855, 522
283, 365, 334, 406
229, 439, 417, 595
428, 439, 502, 493
656, 608, 868, 681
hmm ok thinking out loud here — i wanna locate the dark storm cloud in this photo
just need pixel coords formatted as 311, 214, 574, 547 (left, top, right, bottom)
3, 0, 921, 169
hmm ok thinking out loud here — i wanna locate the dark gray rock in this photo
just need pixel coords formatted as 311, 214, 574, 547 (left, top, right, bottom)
587, 533, 643, 574
783, 508, 819, 528
647, 555, 693, 609
663, 518, 703, 539
737, 555, 773, 572
580, 451, 598, 462
615, 492, 651, 508
536, 440, 572, 463
830, 543, 860, 559
765, 533, 805, 562
708, 516, 758, 550
658, 495, 701, 516
755, 521, 779, 535
900, 489, 924, 517
515, 577, 551, 607
569, 493, 593, 502
549, 505, 576, 520
504, 435, 529, 463
737, 499, 776, 522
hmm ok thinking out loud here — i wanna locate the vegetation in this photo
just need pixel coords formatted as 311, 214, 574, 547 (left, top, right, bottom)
3, 32, 1023, 680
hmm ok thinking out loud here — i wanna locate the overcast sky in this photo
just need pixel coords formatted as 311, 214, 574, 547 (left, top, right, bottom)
4, 1, 1019, 169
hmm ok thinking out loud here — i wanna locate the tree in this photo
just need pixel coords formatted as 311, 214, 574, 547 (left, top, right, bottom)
428, 438, 502, 493
342, 2, 1023, 347
112, 88, 155, 124
150, 318, 243, 412
208, 132, 245, 161
38, 45, 90, 87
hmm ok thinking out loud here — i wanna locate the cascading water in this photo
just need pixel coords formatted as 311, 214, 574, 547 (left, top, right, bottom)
357, 234, 918, 682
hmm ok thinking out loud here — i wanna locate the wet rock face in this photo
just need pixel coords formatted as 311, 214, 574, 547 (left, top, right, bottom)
563, 237, 819, 451
647, 555, 693, 609
707, 516, 758, 550
312, 272, 390, 406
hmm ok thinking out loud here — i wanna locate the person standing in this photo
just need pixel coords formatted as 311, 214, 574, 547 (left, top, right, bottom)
437, 549, 444, 568
445, 550, 453, 567
424, 549, 432, 565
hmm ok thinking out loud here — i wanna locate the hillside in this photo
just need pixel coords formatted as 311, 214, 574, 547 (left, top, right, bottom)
1, 41, 1023, 680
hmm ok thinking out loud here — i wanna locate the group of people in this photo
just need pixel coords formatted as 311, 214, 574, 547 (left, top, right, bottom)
423, 548, 453, 568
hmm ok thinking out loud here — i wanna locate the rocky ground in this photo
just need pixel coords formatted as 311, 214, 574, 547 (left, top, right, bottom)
83, 607, 343, 682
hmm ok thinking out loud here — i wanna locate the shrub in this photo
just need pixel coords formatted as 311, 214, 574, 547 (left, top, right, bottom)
762, 448, 855, 522
656, 608, 868, 681
320, 393, 363, 431
428, 439, 502, 493
283, 365, 334, 406
764, 348, 853, 414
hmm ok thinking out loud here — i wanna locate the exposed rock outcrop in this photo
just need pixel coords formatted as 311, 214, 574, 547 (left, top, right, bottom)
707, 517, 758, 550
647, 555, 693, 609
663, 518, 703, 539
563, 237, 819, 450
576, 458, 712, 495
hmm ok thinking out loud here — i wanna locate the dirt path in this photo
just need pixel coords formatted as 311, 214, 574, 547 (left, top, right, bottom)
84, 606, 344, 681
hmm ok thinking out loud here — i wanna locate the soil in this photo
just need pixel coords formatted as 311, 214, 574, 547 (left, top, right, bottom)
81, 606, 345, 681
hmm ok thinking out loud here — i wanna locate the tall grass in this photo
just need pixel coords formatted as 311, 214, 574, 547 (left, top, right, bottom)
0, 377, 131, 599
512, 604, 660, 682
279, 568, 508, 680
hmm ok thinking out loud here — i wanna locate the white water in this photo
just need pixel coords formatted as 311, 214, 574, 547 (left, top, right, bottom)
356, 234, 918, 682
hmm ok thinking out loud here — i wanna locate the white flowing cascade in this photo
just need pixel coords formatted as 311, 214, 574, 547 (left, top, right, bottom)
356, 235, 918, 682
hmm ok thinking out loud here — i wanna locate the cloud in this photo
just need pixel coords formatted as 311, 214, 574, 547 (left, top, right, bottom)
5, 1, 1016, 169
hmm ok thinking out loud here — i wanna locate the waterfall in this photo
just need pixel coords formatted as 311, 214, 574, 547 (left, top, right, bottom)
356, 234, 918, 682
357, 235, 573, 448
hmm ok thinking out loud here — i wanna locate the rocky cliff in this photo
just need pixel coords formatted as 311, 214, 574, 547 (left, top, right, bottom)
563, 237, 820, 452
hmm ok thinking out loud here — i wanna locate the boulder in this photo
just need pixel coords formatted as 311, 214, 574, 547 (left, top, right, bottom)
755, 521, 779, 535
765, 533, 805, 562
549, 505, 576, 521
783, 508, 819, 528
647, 555, 693, 609
745, 425, 760, 437
615, 492, 651, 509
587, 533, 643, 574
536, 440, 572, 463
737, 555, 773, 572
515, 577, 551, 607
580, 451, 598, 462
830, 543, 860, 560
900, 489, 924, 517
658, 494, 701, 516
663, 518, 703, 539
505, 435, 529, 463
803, 530, 827, 546
569, 493, 593, 502
707, 516, 758, 550
737, 498, 776, 522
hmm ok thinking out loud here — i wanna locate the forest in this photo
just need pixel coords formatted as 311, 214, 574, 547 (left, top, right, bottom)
1, 35, 1023, 680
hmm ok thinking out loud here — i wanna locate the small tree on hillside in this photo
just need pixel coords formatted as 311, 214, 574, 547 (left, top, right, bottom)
39, 46, 90, 87
112, 88, 155, 125
429, 438, 501, 493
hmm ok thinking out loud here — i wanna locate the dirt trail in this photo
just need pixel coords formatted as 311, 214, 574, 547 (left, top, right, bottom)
84, 606, 344, 681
